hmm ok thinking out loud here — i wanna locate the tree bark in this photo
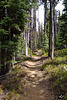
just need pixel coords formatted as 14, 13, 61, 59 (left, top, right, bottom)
49, 0, 55, 59
25, 30, 28, 57
48, 0, 52, 57
33, 7, 36, 50
44, 0, 47, 34
51, 0, 55, 59
30, 10, 33, 57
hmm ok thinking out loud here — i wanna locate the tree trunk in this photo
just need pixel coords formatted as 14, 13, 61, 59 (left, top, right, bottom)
54, 3, 57, 49
27, 19, 30, 55
37, 8, 40, 49
44, 0, 47, 34
49, 0, 55, 59
30, 10, 33, 57
33, 7, 36, 50
51, 0, 54, 59
54, 13, 56, 49
38, 20, 40, 49
48, 0, 52, 57
25, 30, 28, 57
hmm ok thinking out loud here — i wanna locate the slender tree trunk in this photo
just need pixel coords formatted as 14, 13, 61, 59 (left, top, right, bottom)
38, 20, 40, 48
27, 20, 30, 55
48, 0, 52, 57
31, 33, 33, 57
25, 30, 28, 57
23, 31, 25, 42
54, 3, 56, 49
51, 0, 54, 59
54, 14, 56, 49
25, 18, 30, 57
48, 0, 55, 59
23, 31, 26, 55
37, 8, 40, 49
44, 0, 47, 34
30, 10, 33, 57
33, 7, 36, 50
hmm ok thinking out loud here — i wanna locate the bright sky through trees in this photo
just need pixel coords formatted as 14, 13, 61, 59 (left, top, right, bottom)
55, 0, 64, 14
36, 0, 64, 27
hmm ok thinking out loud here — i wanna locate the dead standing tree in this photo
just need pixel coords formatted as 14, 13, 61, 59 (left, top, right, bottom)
25, 17, 30, 57
32, 6, 37, 51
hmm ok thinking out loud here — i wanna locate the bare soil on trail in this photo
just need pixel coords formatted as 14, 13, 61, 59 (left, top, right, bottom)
18, 50, 57, 100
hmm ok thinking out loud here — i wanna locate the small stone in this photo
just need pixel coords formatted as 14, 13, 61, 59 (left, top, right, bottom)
32, 85, 36, 87
31, 75, 35, 78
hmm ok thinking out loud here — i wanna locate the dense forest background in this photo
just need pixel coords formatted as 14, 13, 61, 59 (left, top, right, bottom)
0, 0, 67, 75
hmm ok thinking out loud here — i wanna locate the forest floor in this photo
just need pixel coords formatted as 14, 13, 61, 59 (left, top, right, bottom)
17, 50, 56, 100
0, 49, 67, 100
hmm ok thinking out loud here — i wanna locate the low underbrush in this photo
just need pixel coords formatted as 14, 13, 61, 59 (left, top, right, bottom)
41, 49, 67, 100
15, 56, 32, 64
0, 65, 27, 100
41, 49, 48, 56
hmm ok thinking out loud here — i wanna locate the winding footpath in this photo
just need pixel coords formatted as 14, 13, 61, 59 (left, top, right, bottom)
18, 50, 57, 100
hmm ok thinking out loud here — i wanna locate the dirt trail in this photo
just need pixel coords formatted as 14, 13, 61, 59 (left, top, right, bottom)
18, 50, 57, 100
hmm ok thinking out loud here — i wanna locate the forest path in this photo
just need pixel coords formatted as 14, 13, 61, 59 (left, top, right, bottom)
18, 50, 57, 100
